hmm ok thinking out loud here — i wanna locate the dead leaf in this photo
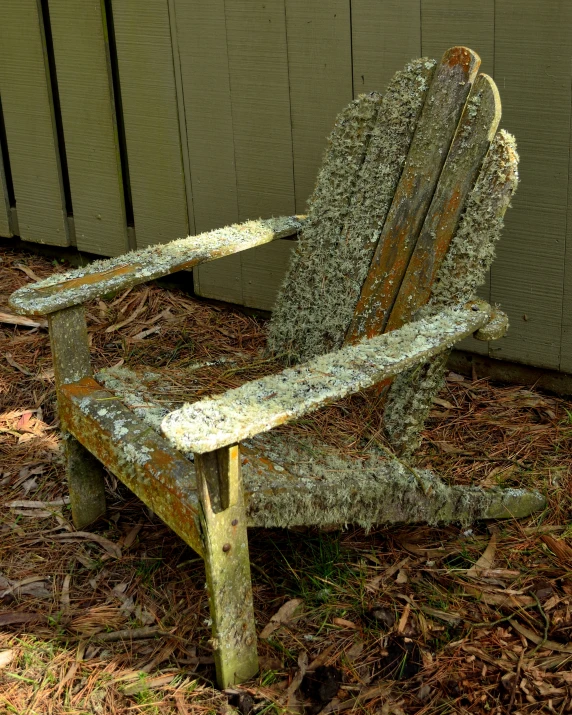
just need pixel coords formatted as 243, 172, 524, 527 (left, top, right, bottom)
467, 532, 497, 578
0, 612, 45, 626
260, 598, 303, 639
14, 263, 42, 281
397, 604, 410, 634
509, 619, 572, 654
0, 650, 14, 669
332, 617, 358, 629
396, 569, 408, 584
541, 535, 572, 565
50, 531, 122, 559
4, 353, 34, 376
462, 584, 534, 608
432, 397, 457, 410
0, 311, 47, 329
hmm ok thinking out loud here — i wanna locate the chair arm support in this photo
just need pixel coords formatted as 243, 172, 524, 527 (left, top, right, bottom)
9, 215, 305, 316
162, 300, 496, 454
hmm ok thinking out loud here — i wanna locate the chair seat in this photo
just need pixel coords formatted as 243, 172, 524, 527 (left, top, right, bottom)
95, 365, 543, 529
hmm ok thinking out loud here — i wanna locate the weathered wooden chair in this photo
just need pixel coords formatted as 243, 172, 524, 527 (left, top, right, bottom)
10, 47, 545, 687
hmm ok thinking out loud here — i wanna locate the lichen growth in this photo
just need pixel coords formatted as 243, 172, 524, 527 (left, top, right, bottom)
384, 130, 519, 454
267, 58, 436, 363
162, 303, 491, 454
92, 364, 543, 528
10, 216, 304, 316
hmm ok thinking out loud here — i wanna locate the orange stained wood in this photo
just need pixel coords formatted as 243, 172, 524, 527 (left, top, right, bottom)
344, 46, 481, 345
37, 263, 139, 294
58, 378, 203, 546
385, 74, 501, 334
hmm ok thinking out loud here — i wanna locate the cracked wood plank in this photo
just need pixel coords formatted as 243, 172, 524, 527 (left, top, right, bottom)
162, 301, 493, 455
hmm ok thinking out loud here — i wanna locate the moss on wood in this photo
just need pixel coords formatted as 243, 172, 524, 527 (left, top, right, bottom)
267, 58, 435, 363
384, 130, 519, 454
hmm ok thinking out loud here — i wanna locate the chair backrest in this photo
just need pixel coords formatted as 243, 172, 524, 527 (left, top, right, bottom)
267, 47, 519, 363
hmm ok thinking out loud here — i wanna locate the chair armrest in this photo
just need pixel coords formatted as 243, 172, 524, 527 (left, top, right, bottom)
162, 300, 498, 454
9, 215, 305, 316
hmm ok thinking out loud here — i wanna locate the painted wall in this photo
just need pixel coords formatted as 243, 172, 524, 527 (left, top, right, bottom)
0, 1, 571, 372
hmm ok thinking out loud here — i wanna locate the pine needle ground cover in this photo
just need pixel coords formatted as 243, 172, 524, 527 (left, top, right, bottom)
1, 243, 571, 715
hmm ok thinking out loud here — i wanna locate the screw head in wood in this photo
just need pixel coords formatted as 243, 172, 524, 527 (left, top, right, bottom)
231, 519, 238, 526
222, 543, 231, 552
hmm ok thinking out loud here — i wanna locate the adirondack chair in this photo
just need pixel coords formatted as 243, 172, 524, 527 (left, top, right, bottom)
10, 47, 546, 687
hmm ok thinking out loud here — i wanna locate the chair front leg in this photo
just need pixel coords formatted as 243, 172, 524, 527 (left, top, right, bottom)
194, 445, 258, 687
48, 305, 107, 527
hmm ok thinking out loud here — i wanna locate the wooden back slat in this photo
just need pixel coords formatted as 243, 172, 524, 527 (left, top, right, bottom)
384, 73, 501, 334
268, 58, 435, 362
345, 46, 480, 344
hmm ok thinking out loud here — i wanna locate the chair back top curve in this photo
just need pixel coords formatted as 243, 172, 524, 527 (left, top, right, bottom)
267, 46, 517, 364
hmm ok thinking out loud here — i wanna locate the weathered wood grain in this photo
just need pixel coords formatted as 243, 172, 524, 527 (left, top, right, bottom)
49, 307, 106, 528
112, 0, 189, 249
491, 0, 572, 370
48, 0, 128, 256
385, 73, 501, 333
284, 0, 353, 212
351, 0, 421, 95
195, 446, 258, 686
0, 0, 69, 245
346, 47, 481, 343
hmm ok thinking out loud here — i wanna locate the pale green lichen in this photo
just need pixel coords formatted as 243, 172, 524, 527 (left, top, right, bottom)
10, 216, 304, 316
384, 130, 519, 454
92, 364, 544, 528
267, 58, 436, 363
162, 303, 491, 454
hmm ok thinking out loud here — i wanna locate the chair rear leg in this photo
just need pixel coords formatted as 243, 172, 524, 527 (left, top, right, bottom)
49, 306, 107, 527
195, 446, 258, 687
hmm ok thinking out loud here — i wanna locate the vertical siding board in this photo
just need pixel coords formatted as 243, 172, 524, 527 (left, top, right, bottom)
285, 0, 353, 213
173, 0, 242, 303
420, 0, 494, 73
491, 0, 572, 370
224, 0, 295, 221
351, 0, 421, 96
561, 80, 572, 372
225, 0, 296, 309
421, 0, 495, 357
112, 0, 189, 249
0, 1, 69, 245
49, 0, 128, 256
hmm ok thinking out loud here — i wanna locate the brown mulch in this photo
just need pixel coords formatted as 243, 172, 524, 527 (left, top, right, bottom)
1, 242, 571, 715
